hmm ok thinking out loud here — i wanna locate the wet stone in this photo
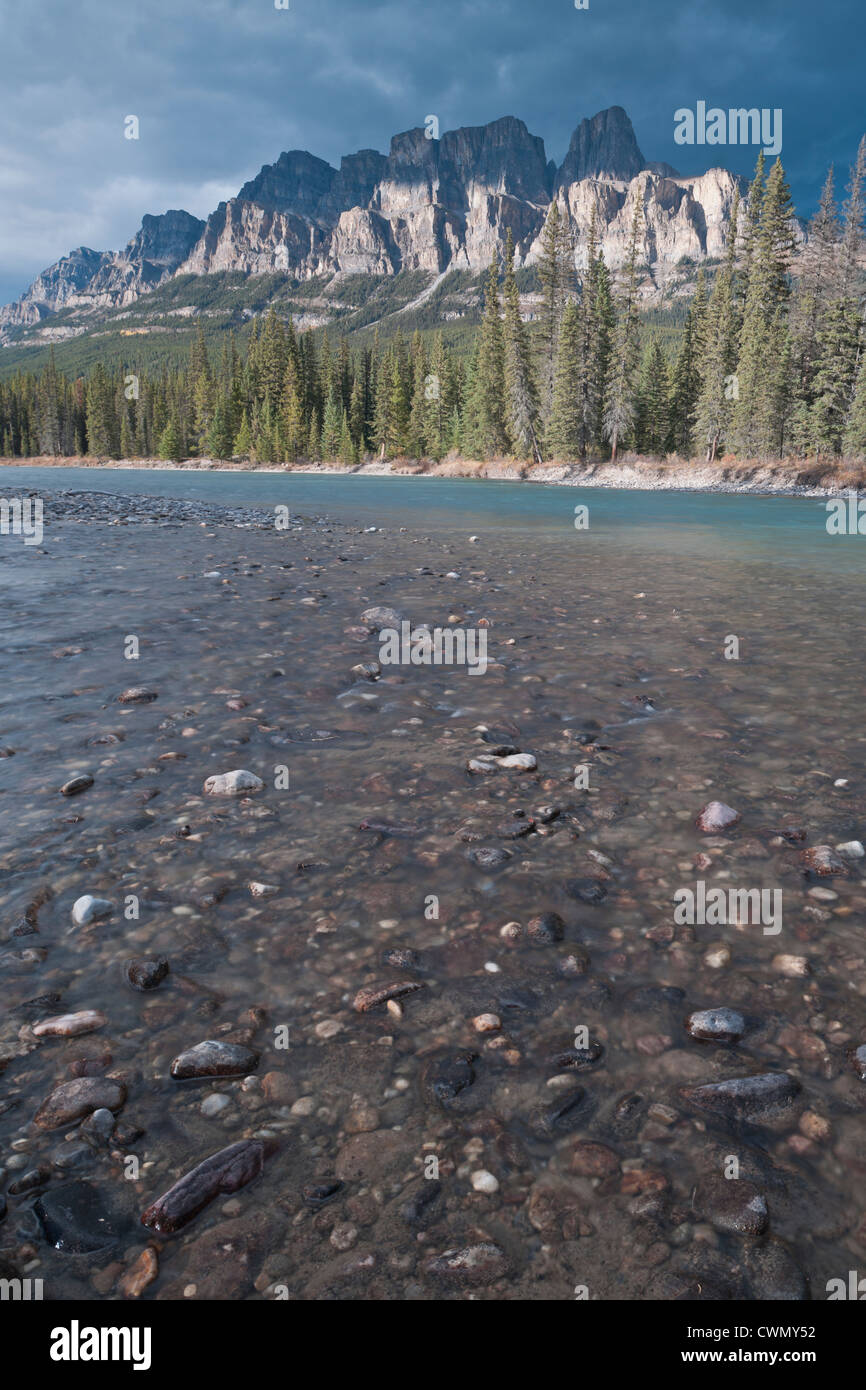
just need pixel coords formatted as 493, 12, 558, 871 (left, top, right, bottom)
680, 1072, 801, 1122
467, 846, 512, 870
527, 912, 565, 944
696, 801, 741, 833
71, 895, 114, 927
33, 1009, 107, 1038
685, 1008, 746, 1043
118, 687, 158, 704
36, 1180, 125, 1253
60, 774, 94, 797
849, 1045, 866, 1081
400, 1179, 442, 1225
303, 1180, 344, 1210
551, 1042, 604, 1072
695, 1175, 769, 1236
425, 1243, 507, 1284
170, 1040, 260, 1079
799, 845, 848, 877
141, 1139, 271, 1234
529, 1085, 586, 1139
34, 1077, 126, 1130
353, 980, 423, 1012
203, 769, 264, 796
423, 1052, 476, 1107
565, 878, 608, 904
124, 956, 170, 991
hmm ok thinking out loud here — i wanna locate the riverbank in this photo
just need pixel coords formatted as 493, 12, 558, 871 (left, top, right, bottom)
3, 452, 864, 496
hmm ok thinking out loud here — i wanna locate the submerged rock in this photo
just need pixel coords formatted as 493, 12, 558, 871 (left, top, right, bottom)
118, 686, 158, 704
849, 1044, 866, 1081
36, 1180, 124, 1253
34, 1077, 126, 1130
680, 1072, 800, 1121
124, 956, 170, 991
353, 980, 424, 1012
696, 801, 741, 833
527, 912, 565, 944
141, 1139, 271, 1234
170, 1040, 259, 1079
360, 606, 404, 629
203, 769, 264, 796
467, 846, 512, 870
425, 1243, 507, 1282
685, 1008, 745, 1043
423, 1052, 476, 1107
799, 845, 848, 876
694, 1175, 769, 1236
71, 895, 114, 927
303, 1180, 344, 1210
60, 774, 94, 797
551, 1042, 604, 1071
33, 1010, 107, 1038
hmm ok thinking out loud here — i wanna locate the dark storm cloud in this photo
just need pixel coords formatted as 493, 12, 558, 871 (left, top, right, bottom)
0, 0, 862, 304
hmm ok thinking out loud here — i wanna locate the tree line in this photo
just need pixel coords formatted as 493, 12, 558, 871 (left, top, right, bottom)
1, 143, 865, 466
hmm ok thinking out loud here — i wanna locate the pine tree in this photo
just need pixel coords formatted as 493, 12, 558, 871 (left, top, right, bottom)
537, 200, 575, 418
730, 159, 797, 457
502, 231, 541, 462
407, 334, 428, 458
471, 254, 507, 457
843, 350, 866, 457
603, 196, 644, 462
693, 190, 741, 461
635, 340, 671, 455
158, 415, 184, 463
547, 299, 581, 459
232, 409, 253, 460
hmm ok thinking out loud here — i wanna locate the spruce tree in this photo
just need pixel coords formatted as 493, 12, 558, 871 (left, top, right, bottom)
547, 299, 581, 459
502, 230, 541, 462
730, 159, 797, 457
693, 190, 741, 461
603, 197, 643, 462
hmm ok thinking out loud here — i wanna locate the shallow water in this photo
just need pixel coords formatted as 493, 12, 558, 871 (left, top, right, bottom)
0, 476, 864, 1301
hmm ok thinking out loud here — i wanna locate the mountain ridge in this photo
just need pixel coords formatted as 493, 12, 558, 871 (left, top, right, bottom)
0, 106, 743, 344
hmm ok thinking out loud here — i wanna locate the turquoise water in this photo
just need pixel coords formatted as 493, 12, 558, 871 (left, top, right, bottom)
1, 465, 862, 573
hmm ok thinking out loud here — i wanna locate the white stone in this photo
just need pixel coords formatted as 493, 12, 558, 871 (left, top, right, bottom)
496, 753, 537, 771
249, 881, 279, 898
203, 769, 264, 796
71, 895, 114, 927
471, 1170, 499, 1194
201, 1093, 231, 1117
772, 953, 810, 978
836, 841, 864, 858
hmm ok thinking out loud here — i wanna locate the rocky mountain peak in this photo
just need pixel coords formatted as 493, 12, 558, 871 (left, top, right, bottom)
557, 105, 645, 185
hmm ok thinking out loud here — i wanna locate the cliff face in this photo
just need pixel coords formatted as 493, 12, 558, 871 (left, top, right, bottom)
2, 210, 204, 330
0, 108, 744, 337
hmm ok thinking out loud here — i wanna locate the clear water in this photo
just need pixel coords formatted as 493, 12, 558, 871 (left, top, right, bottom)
0, 468, 864, 1302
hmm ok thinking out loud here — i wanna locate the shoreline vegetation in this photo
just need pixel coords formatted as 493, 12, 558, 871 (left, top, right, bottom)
2, 149, 866, 489
2, 451, 865, 497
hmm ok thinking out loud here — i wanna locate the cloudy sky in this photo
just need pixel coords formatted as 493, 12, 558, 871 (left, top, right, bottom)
0, 0, 862, 304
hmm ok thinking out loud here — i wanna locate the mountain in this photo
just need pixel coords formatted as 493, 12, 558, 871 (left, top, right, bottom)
1, 210, 205, 334
0, 107, 743, 345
